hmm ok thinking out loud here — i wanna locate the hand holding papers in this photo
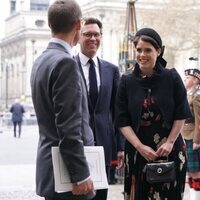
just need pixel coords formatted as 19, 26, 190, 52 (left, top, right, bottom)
52, 146, 108, 192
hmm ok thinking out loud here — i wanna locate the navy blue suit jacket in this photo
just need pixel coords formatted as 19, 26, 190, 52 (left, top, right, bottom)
76, 54, 124, 166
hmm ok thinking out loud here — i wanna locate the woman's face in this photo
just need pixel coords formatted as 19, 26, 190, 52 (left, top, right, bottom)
135, 39, 161, 73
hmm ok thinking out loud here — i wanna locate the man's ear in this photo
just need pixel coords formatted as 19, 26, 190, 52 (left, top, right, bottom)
75, 19, 81, 31
48, 22, 51, 29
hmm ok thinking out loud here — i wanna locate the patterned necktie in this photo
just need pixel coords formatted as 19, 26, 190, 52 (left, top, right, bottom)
88, 59, 98, 108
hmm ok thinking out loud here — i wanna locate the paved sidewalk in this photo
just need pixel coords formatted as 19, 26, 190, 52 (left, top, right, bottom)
0, 184, 123, 200
0, 125, 194, 199
0, 125, 124, 200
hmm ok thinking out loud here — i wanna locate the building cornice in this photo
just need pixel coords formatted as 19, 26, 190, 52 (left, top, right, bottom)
0, 29, 50, 47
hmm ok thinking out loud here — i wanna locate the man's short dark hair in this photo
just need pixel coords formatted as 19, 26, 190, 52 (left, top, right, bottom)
48, 0, 82, 34
83, 17, 103, 34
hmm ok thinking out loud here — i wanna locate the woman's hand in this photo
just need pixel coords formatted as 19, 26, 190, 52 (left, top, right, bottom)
116, 151, 125, 170
137, 144, 158, 162
157, 119, 184, 158
156, 141, 174, 157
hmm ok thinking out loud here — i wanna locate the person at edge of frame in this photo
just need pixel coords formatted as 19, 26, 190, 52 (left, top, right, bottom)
30, 0, 96, 199
115, 27, 192, 200
182, 68, 200, 200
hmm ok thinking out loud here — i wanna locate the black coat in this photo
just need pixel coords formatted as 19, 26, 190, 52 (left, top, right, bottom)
115, 65, 192, 131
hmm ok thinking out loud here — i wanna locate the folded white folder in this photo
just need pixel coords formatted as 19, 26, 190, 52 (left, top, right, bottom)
52, 146, 108, 192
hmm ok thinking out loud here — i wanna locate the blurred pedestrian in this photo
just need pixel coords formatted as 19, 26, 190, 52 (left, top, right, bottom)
182, 68, 200, 199
30, 0, 95, 200
115, 27, 191, 199
10, 98, 25, 138
76, 17, 124, 200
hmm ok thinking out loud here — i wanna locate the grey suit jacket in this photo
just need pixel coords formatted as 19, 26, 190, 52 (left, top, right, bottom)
31, 42, 94, 197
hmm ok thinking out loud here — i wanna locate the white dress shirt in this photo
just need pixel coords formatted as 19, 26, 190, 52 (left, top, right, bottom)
78, 52, 101, 92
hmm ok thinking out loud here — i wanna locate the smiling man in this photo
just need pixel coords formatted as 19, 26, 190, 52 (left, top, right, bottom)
75, 18, 124, 200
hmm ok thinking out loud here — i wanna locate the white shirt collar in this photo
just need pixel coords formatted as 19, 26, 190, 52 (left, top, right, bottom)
50, 38, 72, 57
79, 52, 98, 67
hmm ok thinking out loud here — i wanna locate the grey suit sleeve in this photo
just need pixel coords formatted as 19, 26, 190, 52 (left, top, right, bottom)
51, 57, 90, 183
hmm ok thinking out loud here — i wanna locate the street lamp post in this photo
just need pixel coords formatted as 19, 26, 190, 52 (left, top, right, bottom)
4, 59, 12, 109
0, 64, 3, 111
31, 39, 36, 64
5, 62, 9, 109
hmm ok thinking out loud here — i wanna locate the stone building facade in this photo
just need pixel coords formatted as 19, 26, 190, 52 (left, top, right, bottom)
0, 0, 50, 110
0, 0, 199, 110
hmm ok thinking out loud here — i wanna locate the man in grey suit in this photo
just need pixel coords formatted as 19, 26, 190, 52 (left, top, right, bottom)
30, 1, 95, 200
76, 18, 124, 200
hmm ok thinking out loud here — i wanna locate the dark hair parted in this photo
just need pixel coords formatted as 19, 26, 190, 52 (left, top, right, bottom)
133, 27, 167, 67
83, 17, 103, 34
134, 35, 160, 50
48, 0, 82, 34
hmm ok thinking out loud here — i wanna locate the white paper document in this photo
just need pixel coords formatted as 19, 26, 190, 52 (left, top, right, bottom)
52, 146, 108, 192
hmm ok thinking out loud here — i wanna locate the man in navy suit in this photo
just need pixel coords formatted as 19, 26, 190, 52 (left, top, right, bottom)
76, 18, 124, 200
31, 1, 95, 199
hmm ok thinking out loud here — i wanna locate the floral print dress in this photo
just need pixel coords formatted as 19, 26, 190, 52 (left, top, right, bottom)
128, 88, 187, 200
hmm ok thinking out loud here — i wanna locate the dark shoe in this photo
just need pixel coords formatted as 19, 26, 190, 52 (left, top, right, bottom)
188, 177, 193, 188
109, 180, 117, 185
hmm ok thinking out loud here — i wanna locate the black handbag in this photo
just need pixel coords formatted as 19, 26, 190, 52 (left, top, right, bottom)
146, 160, 176, 184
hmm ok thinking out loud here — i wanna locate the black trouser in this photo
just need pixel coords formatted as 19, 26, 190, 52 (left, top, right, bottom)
91, 189, 108, 200
44, 192, 88, 200
45, 166, 110, 200
45, 189, 108, 200
91, 166, 110, 200
13, 121, 22, 138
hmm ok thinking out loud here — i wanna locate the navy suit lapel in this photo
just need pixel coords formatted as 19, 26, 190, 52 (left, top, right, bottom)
96, 58, 111, 110
97, 58, 104, 102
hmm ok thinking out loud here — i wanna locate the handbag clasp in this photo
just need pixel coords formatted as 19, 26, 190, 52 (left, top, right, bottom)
157, 167, 163, 174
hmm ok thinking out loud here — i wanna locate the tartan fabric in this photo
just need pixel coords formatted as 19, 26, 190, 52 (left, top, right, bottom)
185, 139, 200, 171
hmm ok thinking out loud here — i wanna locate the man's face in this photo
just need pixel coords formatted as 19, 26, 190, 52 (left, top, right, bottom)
184, 75, 198, 89
79, 23, 102, 58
